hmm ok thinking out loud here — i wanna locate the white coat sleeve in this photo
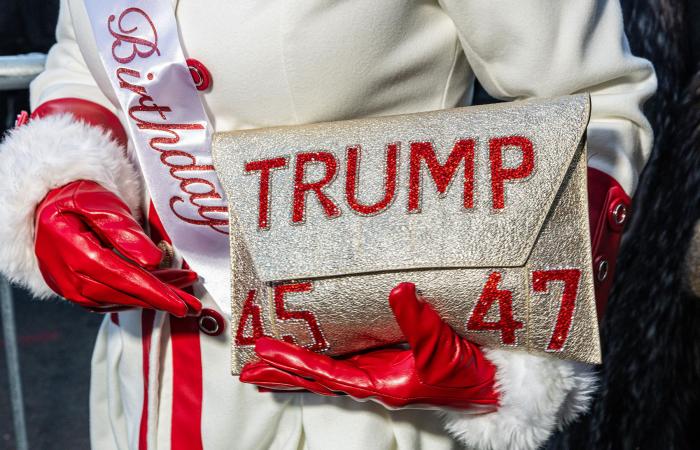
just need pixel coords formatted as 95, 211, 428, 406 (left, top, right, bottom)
0, 0, 141, 298
435, 1, 656, 449
28, 1, 115, 111
440, 0, 656, 195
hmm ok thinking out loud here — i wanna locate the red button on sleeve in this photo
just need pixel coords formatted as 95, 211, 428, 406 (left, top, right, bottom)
186, 58, 212, 91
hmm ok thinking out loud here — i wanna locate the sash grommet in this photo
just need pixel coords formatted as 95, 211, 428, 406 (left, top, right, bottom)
199, 308, 224, 336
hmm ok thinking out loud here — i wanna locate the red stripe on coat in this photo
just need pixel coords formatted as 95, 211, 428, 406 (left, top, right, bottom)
139, 310, 156, 450
169, 316, 204, 450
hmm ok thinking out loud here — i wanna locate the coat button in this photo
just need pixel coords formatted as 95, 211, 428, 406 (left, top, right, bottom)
607, 199, 629, 231
198, 308, 224, 336
595, 258, 609, 282
186, 58, 212, 91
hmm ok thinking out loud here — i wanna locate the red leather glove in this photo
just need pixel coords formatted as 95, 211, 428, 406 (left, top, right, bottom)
35, 179, 201, 317
240, 282, 499, 411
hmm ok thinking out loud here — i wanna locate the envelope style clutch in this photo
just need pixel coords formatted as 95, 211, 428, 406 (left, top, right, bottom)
212, 94, 600, 374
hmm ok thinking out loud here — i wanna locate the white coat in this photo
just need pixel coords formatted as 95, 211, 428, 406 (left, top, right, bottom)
0, 0, 656, 449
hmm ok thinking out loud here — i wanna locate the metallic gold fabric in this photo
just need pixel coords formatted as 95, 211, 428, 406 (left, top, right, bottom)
213, 95, 600, 374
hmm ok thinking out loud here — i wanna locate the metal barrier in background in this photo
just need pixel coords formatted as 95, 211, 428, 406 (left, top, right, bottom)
0, 52, 46, 450
1, 277, 28, 450
0, 53, 47, 91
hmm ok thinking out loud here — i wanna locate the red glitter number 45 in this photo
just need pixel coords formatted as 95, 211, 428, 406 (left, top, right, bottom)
235, 283, 328, 352
274, 282, 328, 352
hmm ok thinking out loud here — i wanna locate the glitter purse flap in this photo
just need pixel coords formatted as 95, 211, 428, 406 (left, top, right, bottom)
213, 94, 600, 374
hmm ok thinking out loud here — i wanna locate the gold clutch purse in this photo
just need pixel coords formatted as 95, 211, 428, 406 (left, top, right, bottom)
212, 94, 600, 374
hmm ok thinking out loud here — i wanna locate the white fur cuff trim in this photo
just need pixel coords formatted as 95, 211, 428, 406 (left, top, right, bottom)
0, 114, 142, 298
439, 348, 596, 450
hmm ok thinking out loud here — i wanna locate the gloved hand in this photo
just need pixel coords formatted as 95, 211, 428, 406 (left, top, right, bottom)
35, 179, 201, 317
240, 282, 499, 411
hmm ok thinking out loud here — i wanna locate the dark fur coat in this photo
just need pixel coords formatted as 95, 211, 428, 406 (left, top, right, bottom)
548, 0, 700, 449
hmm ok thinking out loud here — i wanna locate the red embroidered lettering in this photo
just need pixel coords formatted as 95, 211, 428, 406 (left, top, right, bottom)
106, 8, 229, 234
274, 282, 328, 352
292, 152, 340, 223
532, 269, 581, 351
116, 68, 147, 95
467, 272, 523, 345
235, 290, 265, 346
108, 8, 160, 64
132, 95, 171, 121
345, 144, 398, 216
180, 178, 220, 197
489, 136, 534, 209
127, 116, 228, 232
408, 139, 475, 212
245, 157, 289, 229
170, 197, 228, 232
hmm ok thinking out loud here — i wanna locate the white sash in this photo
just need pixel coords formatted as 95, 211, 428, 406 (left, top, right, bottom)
83, 0, 231, 313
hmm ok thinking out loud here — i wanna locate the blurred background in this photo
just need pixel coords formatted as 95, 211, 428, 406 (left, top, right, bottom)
0, 289, 98, 449
0, 1, 99, 448
0, 0, 699, 449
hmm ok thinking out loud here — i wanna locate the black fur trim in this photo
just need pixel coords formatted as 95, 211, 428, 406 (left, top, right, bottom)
548, 1, 700, 448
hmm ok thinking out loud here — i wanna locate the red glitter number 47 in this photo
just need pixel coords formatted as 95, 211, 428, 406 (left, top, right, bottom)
532, 269, 582, 351
467, 272, 524, 345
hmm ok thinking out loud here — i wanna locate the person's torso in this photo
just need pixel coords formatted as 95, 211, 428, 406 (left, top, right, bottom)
68, 0, 475, 132
78, 4, 475, 446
